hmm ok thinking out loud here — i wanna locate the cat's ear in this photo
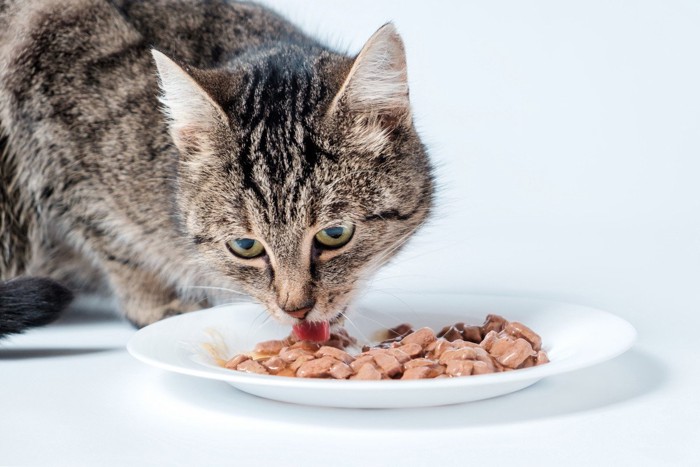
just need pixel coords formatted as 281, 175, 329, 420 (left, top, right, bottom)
151, 49, 228, 156
328, 23, 411, 130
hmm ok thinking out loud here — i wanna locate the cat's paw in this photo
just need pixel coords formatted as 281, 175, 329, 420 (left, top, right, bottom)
126, 299, 205, 328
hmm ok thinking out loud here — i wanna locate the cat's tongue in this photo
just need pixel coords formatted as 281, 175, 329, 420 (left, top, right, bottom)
292, 320, 330, 342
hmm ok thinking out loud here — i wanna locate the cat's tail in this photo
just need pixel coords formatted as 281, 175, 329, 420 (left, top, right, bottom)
0, 277, 73, 337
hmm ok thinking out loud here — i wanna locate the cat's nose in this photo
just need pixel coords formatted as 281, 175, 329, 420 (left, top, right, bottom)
282, 300, 315, 319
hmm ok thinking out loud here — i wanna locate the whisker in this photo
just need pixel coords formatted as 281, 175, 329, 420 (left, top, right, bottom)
382, 240, 460, 265
368, 288, 419, 315
246, 309, 269, 342
204, 301, 238, 310
351, 308, 396, 333
196, 298, 257, 314
355, 273, 429, 284
351, 289, 393, 319
249, 312, 275, 338
185, 285, 249, 296
192, 296, 212, 307
338, 311, 372, 345
361, 226, 421, 277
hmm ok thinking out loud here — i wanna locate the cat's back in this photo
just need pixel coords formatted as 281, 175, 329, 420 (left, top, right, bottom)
109, 0, 314, 66
0, 0, 315, 177
0, 0, 311, 73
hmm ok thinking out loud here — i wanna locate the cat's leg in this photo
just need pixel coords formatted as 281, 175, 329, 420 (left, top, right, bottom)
25, 234, 109, 296
101, 260, 203, 327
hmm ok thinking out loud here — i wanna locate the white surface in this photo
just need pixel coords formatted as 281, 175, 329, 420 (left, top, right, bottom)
128, 293, 636, 408
2, 0, 700, 465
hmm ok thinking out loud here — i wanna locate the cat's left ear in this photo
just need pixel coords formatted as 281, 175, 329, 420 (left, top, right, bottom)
151, 50, 229, 156
327, 23, 411, 131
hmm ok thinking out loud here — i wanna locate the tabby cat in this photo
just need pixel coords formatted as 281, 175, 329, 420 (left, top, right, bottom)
0, 0, 434, 337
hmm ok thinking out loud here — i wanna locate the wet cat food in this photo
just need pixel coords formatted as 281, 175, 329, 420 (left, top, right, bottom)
222, 314, 549, 379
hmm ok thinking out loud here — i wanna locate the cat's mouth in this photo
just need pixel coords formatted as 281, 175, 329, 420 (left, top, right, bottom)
265, 296, 348, 341
292, 320, 330, 341
290, 311, 345, 342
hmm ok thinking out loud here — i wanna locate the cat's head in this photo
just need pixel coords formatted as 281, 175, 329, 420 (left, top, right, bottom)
153, 24, 433, 327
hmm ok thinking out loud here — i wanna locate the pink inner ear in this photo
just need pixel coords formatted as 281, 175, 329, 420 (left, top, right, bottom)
153, 49, 228, 155
175, 125, 204, 148
329, 23, 411, 129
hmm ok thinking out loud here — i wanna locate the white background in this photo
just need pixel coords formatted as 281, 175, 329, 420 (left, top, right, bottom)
2, 1, 699, 465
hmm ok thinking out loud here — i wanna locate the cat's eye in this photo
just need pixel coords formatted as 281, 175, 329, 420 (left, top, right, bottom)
227, 238, 265, 259
314, 223, 355, 249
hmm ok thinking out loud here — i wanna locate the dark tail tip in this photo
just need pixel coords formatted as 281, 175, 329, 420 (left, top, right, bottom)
0, 277, 74, 337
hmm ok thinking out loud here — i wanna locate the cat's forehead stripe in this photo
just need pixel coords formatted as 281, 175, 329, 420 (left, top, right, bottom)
231, 54, 337, 227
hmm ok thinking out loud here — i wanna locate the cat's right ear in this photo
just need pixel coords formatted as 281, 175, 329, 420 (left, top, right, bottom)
151, 49, 229, 157
326, 23, 411, 133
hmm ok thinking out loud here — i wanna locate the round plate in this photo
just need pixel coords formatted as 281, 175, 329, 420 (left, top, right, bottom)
127, 293, 636, 408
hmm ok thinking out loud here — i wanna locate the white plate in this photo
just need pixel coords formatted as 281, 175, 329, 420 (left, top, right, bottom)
127, 293, 636, 408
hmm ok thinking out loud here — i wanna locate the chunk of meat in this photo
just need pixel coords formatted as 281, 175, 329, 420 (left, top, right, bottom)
224, 354, 250, 369
426, 339, 453, 359
472, 360, 495, 375
480, 330, 499, 351
315, 346, 354, 364
385, 323, 414, 340
261, 356, 287, 374
397, 343, 423, 357
504, 321, 542, 351
351, 363, 382, 380
400, 327, 437, 348
325, 329, 357, 349
279, 347, 315, 363
296, 356, 338, 378
481, 314, 507, 334
438, 347, 477, 365
450, 339, 481, 349
289, 340, 322, 351
401, 366, 433, 380
401, 364, 444, 379
462, 325, 483, 343
403, 358, 439, 370
289, 354, 316, 371
385, 347, 411, 363
473, 348, 497, 372
372, 352, 402, 377
329, 361, 353, 379
350, 355, 376, 372
445, 360, 474, 377
254, 339, 290, 355
438, 325, 463, 342
489, 338, 535, 369
276, 367, 296, 377
236, 359, 269, 375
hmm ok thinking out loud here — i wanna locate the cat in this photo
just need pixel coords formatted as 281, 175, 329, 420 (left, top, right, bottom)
0, 0, 434, 337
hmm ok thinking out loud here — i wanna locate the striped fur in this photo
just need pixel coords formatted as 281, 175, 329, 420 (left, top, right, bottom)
0, 0, 434, 333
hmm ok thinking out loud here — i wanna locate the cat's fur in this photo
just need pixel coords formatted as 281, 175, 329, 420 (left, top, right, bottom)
0, 0, 434, 336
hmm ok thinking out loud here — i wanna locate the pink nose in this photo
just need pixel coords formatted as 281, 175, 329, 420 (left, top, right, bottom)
284, 305, 313, 320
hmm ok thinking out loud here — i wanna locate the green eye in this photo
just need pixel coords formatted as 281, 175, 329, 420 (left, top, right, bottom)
227, 238, 265, 259
314, 223, 355, 249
